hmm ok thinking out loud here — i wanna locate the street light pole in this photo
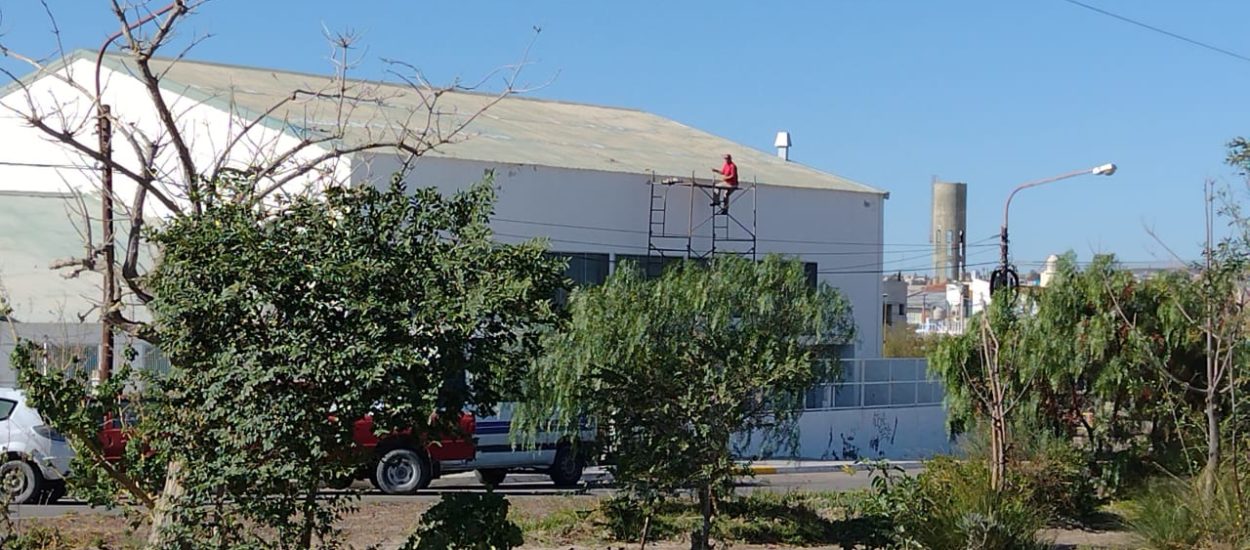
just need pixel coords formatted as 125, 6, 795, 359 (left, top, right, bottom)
991, 163, 1117, 295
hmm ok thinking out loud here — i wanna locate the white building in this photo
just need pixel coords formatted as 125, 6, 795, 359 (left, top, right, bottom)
0, 51, 948, 459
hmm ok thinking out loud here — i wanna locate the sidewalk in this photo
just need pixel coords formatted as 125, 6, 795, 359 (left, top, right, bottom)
579, 459, 925, 479
744, 459, 924, 475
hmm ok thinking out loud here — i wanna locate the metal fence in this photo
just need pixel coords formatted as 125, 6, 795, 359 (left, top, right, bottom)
804, 358, 944, 411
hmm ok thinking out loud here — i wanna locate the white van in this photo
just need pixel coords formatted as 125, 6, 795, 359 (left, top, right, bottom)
446, 403, 595, 488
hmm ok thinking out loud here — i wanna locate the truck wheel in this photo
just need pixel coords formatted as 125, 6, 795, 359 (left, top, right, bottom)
374, 448, 431, 495
475, 468, 508, 488
0, 459, 43, 504
548, 444, 584, 488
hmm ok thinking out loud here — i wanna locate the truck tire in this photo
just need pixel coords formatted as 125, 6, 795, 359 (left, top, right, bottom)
374, 448, 432, 495
548, 444, 584, 488
0, 459, 43, 505
475, 468, 508, 488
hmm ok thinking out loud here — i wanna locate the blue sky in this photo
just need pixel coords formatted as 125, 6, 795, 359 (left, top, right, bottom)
2, 1, 1247, 273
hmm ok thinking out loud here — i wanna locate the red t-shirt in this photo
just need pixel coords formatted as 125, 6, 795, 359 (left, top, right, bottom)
721, 161, 739, 187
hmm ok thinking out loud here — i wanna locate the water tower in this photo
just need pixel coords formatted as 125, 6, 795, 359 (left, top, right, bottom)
931, 180, 968, 282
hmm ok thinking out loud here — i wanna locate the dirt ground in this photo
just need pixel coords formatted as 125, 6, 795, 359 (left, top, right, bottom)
11, 498, 1139, 549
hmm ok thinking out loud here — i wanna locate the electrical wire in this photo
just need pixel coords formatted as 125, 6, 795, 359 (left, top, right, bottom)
491, 216, 997, 249
1059, 0, 1250, 65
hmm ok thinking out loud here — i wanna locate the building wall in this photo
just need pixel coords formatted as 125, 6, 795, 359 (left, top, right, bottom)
0, 58, 346, 214
354, 154, 887, 358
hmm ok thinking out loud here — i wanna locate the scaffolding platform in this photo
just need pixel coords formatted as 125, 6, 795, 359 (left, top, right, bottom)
646, 171, 757, 262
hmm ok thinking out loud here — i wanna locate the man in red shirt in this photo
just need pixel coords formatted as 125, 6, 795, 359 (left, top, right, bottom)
711, 153, 739, 215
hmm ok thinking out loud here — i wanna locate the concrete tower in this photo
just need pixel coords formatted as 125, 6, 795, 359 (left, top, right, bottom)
931, 181, 968, 282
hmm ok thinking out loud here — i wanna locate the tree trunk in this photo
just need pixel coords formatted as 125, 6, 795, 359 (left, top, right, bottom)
147, 459, 186, 548
1204, 382, 1221, 499
693, 485, 713, 550
299, 481, 318, 548
990, 413, 1007, 492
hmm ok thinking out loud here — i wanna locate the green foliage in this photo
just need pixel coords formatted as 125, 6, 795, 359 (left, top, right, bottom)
517, 255, 854, 546
1129, 470, 1250, 550
594, 492, 888, 548
1008, 429, 1102, 525
873, 456, 1051, 550
12, 177, 563, 548
598, 496, 694, 542
930, 253, 1213, 494
882, 323, 940, 358
402, 492, 523, 550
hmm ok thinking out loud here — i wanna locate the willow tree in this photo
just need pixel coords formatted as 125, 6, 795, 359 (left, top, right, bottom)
518, 255, 854, 550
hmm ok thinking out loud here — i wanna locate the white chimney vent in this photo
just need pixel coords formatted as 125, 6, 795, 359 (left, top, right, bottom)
774, 131, 791, 161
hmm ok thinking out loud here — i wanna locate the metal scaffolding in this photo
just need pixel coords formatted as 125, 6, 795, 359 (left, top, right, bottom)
646, 171, 757, 262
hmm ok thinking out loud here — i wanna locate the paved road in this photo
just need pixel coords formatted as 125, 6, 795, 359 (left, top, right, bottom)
9, 465, 926, 518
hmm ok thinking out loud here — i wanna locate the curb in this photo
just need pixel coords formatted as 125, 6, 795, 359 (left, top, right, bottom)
746, 461, 924, 475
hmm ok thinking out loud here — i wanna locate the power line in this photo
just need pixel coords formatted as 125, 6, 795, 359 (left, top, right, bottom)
492, 216, 997, 250
1059, 0, 1250, 65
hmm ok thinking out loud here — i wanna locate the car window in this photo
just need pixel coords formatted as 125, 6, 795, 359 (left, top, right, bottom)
0, 399, 16, 421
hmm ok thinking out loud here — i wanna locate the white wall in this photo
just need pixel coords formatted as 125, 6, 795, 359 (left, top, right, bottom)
354, 154, 887, 358
736, 405, 951, 460
0, 58, 346, 212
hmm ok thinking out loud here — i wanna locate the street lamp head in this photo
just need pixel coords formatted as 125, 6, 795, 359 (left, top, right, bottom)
1092, 163, 1117, 176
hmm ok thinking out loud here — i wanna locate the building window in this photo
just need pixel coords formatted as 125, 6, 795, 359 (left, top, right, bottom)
548, 252, 610, 306
557, 253, 610, 286
803, 358, 944, 411
614, 254, 685, 280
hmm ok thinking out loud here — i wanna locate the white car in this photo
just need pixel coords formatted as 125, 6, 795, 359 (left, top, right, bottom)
0, 388, 71, 504
446, 403, 594, 488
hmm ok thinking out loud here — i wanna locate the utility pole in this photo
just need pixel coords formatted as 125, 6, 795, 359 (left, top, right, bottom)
93, 0, 184, 384
97, 105, 114, 383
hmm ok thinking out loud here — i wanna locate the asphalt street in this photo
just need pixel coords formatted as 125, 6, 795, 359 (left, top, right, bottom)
8, 465, 926, 519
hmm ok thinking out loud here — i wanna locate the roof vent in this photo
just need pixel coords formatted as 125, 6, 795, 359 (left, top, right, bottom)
774, 131, 792, 161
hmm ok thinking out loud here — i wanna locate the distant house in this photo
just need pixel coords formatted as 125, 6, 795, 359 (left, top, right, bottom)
0, 51, 949, 459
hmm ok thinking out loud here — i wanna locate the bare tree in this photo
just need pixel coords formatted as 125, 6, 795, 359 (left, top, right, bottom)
0, 1, 542, 543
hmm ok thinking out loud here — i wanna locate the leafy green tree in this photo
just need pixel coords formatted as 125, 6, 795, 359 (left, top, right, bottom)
518, 255, 854, 549
402, 492, 523, 550
883, 323, 940, 358
12, 178, 563, 549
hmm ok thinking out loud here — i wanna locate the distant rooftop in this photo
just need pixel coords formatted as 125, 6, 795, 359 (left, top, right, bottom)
68, 50, 884, 195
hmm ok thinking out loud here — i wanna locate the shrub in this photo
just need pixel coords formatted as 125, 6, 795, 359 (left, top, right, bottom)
402, 492, 524, 550
1129, 471, 1250, 549
1010, 431, 1101, 524
596, 491, 889, 548
881, 457, 1052, 550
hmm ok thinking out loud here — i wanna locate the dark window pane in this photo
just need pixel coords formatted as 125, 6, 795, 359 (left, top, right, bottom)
615, 254, 686, 280
832, 384, 860, 408
890, 383, 917, 405
890, 360, 921, 382
564, 253, 610, 286
805, 385, 827, 410
0, 399, 15, 421
863, 384, 890, 407
863, 360, 891, 382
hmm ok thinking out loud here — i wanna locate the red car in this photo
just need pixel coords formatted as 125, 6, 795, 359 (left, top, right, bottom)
99, 409, 476, 495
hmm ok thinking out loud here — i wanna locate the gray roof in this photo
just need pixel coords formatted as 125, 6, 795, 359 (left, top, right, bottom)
75, 51, 883, 194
